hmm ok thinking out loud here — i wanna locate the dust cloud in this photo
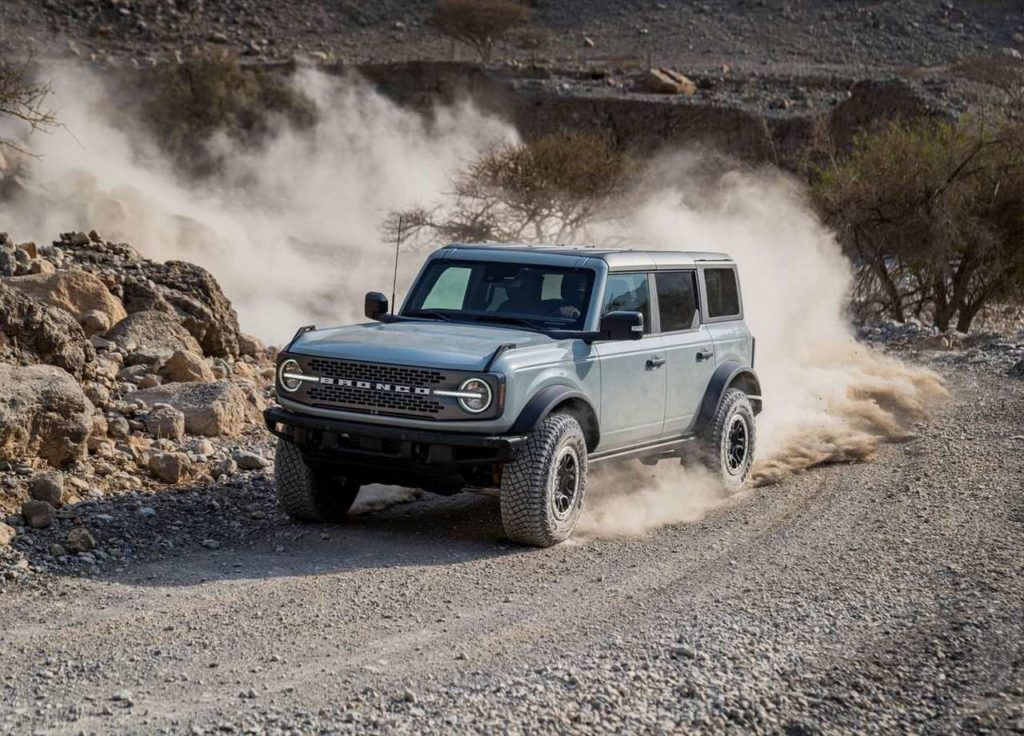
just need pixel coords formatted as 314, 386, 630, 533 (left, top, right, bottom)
580, 157, 947, 536
0, 66, 514, 344
1, 68, 947, 537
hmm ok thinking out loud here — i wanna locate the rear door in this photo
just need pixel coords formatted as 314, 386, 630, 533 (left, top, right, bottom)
593, 272, 667, 448
655, 270, 718, 436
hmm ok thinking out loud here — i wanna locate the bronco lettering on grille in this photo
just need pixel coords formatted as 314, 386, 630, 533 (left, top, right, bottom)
320, 377, 432, 396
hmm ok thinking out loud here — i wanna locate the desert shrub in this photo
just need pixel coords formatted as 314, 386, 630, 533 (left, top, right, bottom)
950, 53, 1024, 105
813, 117, 1024, 332
427, 0, 531, 62
393, 131, 630, 244
0, 56, 56, 154
140, 48, 317, 176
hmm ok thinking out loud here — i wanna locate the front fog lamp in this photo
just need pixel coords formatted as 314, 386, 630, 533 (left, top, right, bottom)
277, 359, 304, 392
457, 378, 492, 414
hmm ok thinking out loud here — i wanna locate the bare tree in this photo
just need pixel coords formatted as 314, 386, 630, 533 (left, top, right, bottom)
426, 0, 530, 63
390, 131, 630, 247
0, 57, 56, 155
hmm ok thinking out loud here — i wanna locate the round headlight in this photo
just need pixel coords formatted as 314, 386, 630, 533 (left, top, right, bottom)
278, 359, 303, 392
457, 378, 493, 414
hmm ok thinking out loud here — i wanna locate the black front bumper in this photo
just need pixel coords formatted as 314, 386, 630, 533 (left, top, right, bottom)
264, 407, 526, 487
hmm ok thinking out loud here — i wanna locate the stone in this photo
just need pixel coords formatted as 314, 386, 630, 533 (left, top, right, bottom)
234, 451, 269, 470
0, 365, 95, 467
29, 259, 56, 275
160, 350, 214, 383
5, 269, 127, 327
214, 457, 238, 477
108, 415, 131, 440
138, 374, 162, 389
29, 473, 65, 507
1009, 359, 1024, 379
0, 281, 95, 377
79, 309, 112, 337
237, 333, 265, 358
918, 334, 951, 351
639, 67, 697, 95
145, 405, 186, 440
66, 527, 97, 553
22, 500, 56, 529
121, 260, 240, 358
133, 381, 251, 437
106, 311, 203, 365
0, 522, 16, 546
148, 451, 192, 483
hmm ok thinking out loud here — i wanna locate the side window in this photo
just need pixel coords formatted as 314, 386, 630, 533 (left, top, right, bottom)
603, 273, 651, 333
704, 268, 740, 319
421, 266, 472, 310
656, 271, 699, 332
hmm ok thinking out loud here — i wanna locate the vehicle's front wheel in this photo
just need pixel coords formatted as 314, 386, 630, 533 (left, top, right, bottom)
696, 387, 756, 493
500, 412, 588, 547
274, 439, 361, 522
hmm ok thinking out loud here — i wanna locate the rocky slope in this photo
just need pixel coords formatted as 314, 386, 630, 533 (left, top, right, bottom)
2, 0, 1022, 73
0, 230, 277, 576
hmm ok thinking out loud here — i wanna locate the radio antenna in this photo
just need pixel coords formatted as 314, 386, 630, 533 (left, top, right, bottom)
391, 215, 404, 309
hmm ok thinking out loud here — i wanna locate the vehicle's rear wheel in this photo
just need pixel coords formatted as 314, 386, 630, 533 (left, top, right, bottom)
500, 412, 588, 547
696, 387, 756, 493
274, 439, 361, 522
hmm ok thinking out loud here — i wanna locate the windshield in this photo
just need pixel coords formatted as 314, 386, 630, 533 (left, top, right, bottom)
403, 260, 595, 331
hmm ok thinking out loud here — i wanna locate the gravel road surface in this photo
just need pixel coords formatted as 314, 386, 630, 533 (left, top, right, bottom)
0, 367, 1021, 735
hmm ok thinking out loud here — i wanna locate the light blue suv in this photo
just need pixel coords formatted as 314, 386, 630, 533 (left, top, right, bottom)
266, 244, 761, 546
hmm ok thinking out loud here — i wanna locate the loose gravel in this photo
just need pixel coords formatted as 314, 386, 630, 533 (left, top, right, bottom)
0, 365, 1020, 735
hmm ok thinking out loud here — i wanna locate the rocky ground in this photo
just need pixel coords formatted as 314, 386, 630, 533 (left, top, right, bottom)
2, 0, 1022, 73
0, 359, 1020, 734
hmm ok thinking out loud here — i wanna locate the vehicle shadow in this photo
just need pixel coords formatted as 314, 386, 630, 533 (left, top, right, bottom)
15, 475, 527, 588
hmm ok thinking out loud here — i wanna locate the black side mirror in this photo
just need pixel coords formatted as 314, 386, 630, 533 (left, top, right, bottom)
365, 291, 389, 321
600, 311, 644, 341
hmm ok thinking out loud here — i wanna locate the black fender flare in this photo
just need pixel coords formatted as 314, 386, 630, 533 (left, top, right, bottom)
695, 362, 763, 433
509, 385, 600, 448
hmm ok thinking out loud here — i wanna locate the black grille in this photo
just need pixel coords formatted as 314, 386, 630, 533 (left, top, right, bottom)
301, 357, 448, 417
307, 383, 444, 415
307, 358, 445, 386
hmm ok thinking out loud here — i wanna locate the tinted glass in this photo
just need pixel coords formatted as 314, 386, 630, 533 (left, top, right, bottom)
603, 273, 651, 333
656, 271, 699, 331
704, 268, 740, 318
404, 261, 595, 330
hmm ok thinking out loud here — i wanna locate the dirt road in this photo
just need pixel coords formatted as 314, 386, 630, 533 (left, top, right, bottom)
1, 367, 1021, 735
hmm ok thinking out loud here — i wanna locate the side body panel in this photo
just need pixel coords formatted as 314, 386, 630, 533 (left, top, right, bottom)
661, 324, 719, 435
592, 335, 667, 448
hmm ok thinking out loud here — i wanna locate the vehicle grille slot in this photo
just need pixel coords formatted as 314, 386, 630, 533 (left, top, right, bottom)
302, 358, 447, 417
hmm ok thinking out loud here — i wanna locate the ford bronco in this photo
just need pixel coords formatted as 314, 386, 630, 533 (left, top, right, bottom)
265, 244, 761, 546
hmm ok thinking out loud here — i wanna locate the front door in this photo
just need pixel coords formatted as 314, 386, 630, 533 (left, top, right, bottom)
594, 272, 667, 448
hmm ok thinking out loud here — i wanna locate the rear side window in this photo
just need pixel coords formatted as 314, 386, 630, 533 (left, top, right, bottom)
704, 268, 740, 319
603, 273, 651, 333
656, 271, 699, 332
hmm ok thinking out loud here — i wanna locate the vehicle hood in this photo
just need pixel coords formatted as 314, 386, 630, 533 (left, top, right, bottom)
289, 321, 554, 371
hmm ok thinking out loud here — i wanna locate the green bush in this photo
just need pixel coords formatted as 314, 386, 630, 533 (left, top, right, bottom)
813, 117, 1024, 332
427, 0, 531, 62
140, 48, 317, 176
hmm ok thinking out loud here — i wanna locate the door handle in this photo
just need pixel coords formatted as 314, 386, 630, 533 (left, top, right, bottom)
696, 348, 715, 362
646, 355, 666, 368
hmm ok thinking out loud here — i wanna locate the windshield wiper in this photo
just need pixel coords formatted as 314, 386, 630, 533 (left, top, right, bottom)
408, 310, 454, 322
470, 314, 551, 331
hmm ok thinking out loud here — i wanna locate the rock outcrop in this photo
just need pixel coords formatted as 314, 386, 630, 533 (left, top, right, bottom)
106, 310, 204, 365
0, 281, 95, 377
5, 270, 127, 334
0, 364, 94, 467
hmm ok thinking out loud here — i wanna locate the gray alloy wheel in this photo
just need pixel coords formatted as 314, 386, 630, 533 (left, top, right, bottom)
698, 387, 756, 493
500, 412, 588, 547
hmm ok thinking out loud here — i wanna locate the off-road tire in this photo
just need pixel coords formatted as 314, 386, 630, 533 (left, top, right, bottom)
500, 412, 588, 547
274, 439, 360, 522
696, 387, 756, 493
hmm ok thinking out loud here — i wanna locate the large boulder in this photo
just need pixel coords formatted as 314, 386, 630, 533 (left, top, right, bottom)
105, 311, 203, 365
0, 281, 95, 377
4, 270, 126, 331
122, 261, 240, 358
131, 381, 250, 436
639, 68, 697, 95
0, 364, 94, 467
